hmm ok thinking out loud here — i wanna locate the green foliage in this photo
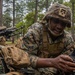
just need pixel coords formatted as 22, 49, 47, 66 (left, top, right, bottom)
16, 21, 25, 32
25, 0, 52, 12
15, 21, 26, 37
26, 0, 35, 12
4, 0, 75, 32
38, 13, 44, 21
16, 21, 24, 28
16, 11, 44, 33
70, 0, 75, 3
3, 13, 12, 27
24, 12, 44, 31
53, 0, 63, 3
63, 2, 72, 8
24, 12, 35, 28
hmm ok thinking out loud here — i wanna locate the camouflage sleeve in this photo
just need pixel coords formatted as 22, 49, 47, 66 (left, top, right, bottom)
62, 33, 75, 55
0, 36, 6, 45
21, 23, 43, 68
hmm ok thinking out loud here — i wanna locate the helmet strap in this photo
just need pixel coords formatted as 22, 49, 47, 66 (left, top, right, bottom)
47, 20, 63, 37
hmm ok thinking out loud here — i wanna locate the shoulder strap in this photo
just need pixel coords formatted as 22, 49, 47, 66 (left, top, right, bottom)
39, 25, 50, 58
37, 24, 49, 58
42, 25, 49, 51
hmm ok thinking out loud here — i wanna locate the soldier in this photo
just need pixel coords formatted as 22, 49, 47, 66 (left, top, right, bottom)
0, 26, 30, 75
0, 26, 6, 45
20, 3, 75, 75
0, 44, 30, 75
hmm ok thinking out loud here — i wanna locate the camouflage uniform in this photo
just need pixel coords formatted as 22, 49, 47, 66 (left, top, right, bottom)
0, 26, 7, 74
21, 3, 74, 75
21, 22, 74, 75
0, 26, 28, 75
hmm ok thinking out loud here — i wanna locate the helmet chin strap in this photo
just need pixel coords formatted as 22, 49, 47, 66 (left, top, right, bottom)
48, 28, 63, 37
47, 21, 63, 37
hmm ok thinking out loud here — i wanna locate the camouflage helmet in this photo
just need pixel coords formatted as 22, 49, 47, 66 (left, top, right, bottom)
43, 3, 72, 28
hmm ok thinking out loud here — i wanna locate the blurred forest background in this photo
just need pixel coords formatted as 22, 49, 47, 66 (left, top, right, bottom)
0, 0, 75, 41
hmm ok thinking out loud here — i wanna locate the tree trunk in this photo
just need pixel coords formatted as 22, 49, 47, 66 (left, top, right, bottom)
35, 0, 38, 22
13, 0, 15, 27
12, 0, 15, 43
71, 3, 75, 40
0, 0, 3, 26
46, 0, 48, 11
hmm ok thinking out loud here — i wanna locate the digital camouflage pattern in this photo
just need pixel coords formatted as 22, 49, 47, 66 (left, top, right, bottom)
0, 56, 5, 74
15, 37, 23, 49
0, 36, 30, 75
0, 36, 6, 45
1, 45, 30, 69
0, 26, 7, 46
22, 22, 75, 75
0, 3, 73, 75
43, 3, 72, 28
0, 36, 6, 74
6, 72, 23, 75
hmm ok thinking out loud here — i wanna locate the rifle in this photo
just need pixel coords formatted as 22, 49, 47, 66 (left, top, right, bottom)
0, 26, 24, 38
0, 26, 25, 73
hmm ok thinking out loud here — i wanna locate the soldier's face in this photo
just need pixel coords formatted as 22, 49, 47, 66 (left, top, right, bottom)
48, 18, 67, 36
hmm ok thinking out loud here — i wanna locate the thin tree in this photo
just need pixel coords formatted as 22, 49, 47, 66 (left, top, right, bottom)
46, 0, 48, 11
0, 0, 3, 26
12, 0, 15, 43
13, 0, 15, 27
35, 0, 38, 22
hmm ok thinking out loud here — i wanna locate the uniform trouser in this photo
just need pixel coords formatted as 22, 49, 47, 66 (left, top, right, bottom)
24, 67, 65, 75
12, 67, 74, 75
